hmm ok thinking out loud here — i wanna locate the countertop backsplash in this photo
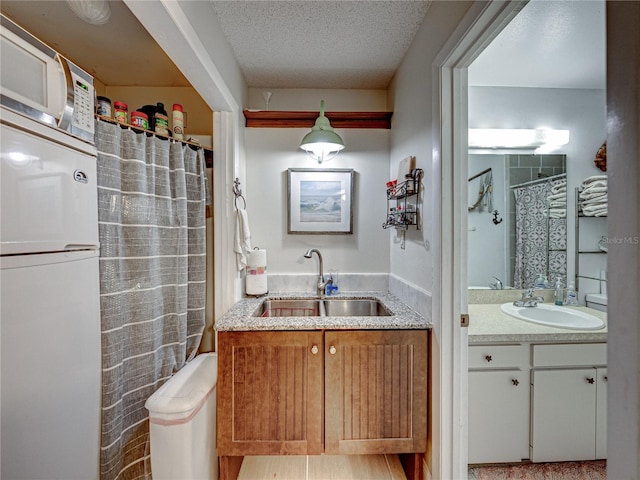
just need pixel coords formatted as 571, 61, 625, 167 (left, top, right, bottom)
468, 288, 556, 305
266, 273, 389, 294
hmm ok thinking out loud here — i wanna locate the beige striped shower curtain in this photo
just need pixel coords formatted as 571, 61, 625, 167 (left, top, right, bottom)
95, 120, 209, 480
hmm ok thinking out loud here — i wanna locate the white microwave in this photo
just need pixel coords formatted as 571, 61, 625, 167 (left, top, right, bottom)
0, 14, 95, 143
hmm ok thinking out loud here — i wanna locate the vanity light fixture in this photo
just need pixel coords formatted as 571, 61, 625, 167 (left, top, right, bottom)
469, 128, 570, 152
299, 100, 345, 164
66, 0, 111, 25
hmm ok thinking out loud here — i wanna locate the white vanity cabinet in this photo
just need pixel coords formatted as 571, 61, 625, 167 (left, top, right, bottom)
468, 344, 529, 464
530, 343, 607, 462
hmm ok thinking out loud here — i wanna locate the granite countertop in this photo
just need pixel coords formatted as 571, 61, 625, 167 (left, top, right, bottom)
215, 291, 431, 331
468, 303, 608, 344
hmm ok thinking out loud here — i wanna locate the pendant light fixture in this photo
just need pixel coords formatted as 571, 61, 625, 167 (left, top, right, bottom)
66, 0, 111, 25
299, 100, 345, 163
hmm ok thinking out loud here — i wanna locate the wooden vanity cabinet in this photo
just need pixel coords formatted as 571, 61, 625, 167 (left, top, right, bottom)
217, 331, 324, 456
217, 329, 428, 479
325, 330, 428, 455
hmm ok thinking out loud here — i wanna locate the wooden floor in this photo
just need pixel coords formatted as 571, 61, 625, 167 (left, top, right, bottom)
237, 455, 407, 480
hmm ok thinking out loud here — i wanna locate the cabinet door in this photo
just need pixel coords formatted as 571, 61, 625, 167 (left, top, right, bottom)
324, 330, 428, 454
217, 331, 324, 455
531, 368, 597, 462
468, 370, 529, 464
595, 367, 607, 459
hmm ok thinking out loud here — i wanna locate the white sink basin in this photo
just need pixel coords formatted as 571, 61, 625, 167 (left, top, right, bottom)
500, 302, 605, 331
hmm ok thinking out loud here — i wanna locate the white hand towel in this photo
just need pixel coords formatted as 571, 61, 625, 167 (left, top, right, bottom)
234, 208, 251, 271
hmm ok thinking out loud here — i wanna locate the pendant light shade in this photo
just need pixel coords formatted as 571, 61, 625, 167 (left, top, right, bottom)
300, 100, 345, 163
66, 0, 111, 25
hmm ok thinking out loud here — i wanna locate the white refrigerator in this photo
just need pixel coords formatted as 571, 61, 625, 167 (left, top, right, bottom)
0, 111, 101, 480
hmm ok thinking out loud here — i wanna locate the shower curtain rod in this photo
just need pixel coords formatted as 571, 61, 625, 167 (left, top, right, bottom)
468, 167, 492, 182
510, 172, 566, 189
95, 115, 212, 152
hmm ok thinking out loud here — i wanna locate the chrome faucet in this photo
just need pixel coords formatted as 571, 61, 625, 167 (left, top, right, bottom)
513, 288, 544, 307
304, 248, 332, 297
490, 276, 504, 290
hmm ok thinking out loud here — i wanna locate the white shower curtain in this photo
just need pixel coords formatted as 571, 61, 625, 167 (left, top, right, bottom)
95, 120, 209, 480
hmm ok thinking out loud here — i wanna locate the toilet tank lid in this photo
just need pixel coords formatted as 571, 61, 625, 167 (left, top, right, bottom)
585, 293, 608, 306
145, 353, 217, 420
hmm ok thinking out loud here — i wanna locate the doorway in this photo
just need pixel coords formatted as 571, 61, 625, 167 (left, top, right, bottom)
436, 0, 608, 476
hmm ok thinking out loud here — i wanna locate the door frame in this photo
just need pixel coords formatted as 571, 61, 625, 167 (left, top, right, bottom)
431, 1, 524, 477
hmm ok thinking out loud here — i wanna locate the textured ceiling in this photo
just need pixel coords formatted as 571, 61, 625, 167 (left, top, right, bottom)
210, 0, 430, 89
469, 0, 606, 89
0, 0, 605, 92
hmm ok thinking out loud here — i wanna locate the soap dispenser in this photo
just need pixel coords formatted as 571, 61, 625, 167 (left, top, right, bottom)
554, 277, 564, 306
565, 281, 578, 306
534, 273, 547, 289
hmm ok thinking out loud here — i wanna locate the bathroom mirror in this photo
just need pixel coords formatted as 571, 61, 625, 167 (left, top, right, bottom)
467, 153, 567, 289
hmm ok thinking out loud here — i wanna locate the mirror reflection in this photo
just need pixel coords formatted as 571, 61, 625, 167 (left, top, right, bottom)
468, 153, 567, 289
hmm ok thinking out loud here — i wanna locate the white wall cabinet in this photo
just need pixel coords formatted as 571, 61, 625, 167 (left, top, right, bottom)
468, 342, 607, 464
468, 345, 529, 463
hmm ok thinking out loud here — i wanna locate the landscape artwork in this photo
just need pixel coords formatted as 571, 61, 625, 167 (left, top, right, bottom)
288, 168, 354, 234
299, 180, 342, 223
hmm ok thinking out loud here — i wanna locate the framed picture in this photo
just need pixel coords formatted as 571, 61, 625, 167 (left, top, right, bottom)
287, 168, 354, 234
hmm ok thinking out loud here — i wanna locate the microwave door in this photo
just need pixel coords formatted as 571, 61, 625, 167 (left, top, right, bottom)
0, 17, 66, 126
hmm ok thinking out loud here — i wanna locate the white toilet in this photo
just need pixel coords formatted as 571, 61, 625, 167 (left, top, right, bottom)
145, 353, 218, 480
585, 293, 608, 312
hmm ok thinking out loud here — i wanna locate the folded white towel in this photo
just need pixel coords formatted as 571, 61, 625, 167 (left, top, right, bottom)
549, 200, 566, 208
581, 175, 608, 186
581, 185, 608, 197
582, 203, 608, 216
579, 196, 607, 205
547, 192, 567, 201
582, 179, 608, 190
549, 208, 567, 218
234, 208, 251, 271
579, 190, 608, 201
551, 184, 567, 194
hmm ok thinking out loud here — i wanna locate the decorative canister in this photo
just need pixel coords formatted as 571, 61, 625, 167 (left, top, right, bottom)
96, 96, 112, 118
130, 111, 149, 130
114, 101, 128, 124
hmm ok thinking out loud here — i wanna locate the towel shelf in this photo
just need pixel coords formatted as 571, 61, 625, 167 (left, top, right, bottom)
575, 187, 608, 292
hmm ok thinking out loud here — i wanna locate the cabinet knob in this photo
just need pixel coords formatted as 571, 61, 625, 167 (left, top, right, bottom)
329, 346, 337, 355
485, 355, 492, 362
512, 379, 520, 386
604, 375, 608, 382
586, 377, 595, 384
311, 345, 319, 355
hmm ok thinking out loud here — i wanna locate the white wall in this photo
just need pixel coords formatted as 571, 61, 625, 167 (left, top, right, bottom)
244, 89, 390, 288
469, 86, 606, 298
388, 1, 475, 302
389, 2, 475, 478
467, 154, 507, 287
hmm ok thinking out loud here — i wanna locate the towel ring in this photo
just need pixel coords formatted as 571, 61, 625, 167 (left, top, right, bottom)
233, 177, 247, 209
235, 194, 246, 209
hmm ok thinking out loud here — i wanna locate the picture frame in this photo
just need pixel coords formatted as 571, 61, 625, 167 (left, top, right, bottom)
287, 168, 354, 234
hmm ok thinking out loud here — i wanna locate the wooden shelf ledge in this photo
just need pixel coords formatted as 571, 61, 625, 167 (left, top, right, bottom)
243, 110, 393, 129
